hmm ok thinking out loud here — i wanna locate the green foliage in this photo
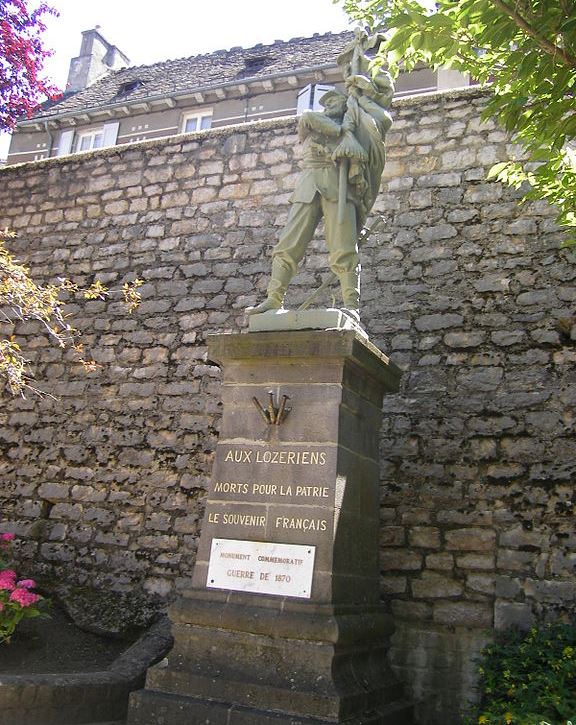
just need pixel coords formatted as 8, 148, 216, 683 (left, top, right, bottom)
0, 228, 143, 397
339, 0, 576, 237
465, 624, 576, 725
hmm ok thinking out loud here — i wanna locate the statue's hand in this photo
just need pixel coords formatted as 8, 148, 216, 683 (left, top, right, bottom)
300, 110, 342, 139
299, 110, 322, 129
345, 74, 372, 93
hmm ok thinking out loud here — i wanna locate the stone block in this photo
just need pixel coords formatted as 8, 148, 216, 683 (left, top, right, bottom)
466, 574, 495, 595
494, 601, 534, 631
433, 601, 492, 628
381, 549, 423, 572
416, 172, 461, 187
49, 503, 83, 521
486, 464, 525, 480
414, 314, 463, 332
457, 367, 503, 391
145, 512, 172, 531
38, 482, 70, 501
456, 553, 494, 570
381, 526, 406, 546
411, 572, 463, 599
516, 289, 557, 307
500, 437, 545, 463
84, 507, 115, 525
523, 578, 576, 603
437, 510, 492, 526
426, 553, 454, 571
381, 575, 408, 595
409, 526, 441, 549
499, 524, 547, 550
94, 531, 129, 546
418, 225, 458, 243
445, 528, 496, 551
443, 332, 485, 348
70, 485, 107, 502
401, 509, 432, 525
390, 600, 432, 621
491, 330, 525, 347
407, 128, 442, 144
494, 575, 522, 598
497, 548, 535, 571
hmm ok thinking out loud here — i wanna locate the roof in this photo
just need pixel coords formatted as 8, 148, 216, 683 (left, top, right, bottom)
31, 31, 354, 122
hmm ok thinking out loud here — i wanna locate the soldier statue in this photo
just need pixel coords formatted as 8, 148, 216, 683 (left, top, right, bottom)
248, 29, 394, 321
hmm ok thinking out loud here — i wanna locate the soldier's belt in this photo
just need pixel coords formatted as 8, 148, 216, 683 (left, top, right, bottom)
300, 160, 335, 169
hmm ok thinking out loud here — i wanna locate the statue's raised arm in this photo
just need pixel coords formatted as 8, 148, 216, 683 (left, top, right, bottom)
247, 29, 394, 321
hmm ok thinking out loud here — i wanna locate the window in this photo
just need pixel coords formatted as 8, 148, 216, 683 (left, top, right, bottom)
57, 122, 119, 157
77, 129, 104, 152
181, 111, 213, 134
115, 79, 144, 97
296, 84, 335, 115
236, 55, 273, 79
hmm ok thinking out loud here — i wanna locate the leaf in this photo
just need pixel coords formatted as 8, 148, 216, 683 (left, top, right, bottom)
486, 161, 509, 179
559, 17, 576, 34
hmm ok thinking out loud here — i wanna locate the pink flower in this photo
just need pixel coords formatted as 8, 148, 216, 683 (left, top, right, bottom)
0, 533, 15, 542
16, 579, 36, 589
0, 570, 17, 590
9, 588, 40, 607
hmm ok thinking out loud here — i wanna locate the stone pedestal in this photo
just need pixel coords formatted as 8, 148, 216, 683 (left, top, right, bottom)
128, 330, 412, 724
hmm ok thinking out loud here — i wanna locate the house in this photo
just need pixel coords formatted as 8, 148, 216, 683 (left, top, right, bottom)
6, 28, 472, 165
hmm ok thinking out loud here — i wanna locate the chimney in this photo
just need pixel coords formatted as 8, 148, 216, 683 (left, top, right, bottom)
66, 27, 130, 93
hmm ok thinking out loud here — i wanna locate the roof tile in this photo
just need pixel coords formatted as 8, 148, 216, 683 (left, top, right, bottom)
35, 31, 353, 120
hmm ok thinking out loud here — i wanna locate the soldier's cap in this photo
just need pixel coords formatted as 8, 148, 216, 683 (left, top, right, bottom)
319, 89, 347, 107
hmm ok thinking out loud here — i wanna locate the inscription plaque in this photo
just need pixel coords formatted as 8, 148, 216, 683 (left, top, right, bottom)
206, 538, 316, 598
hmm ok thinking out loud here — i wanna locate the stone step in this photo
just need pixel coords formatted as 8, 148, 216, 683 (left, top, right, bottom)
128, 689, 414, 724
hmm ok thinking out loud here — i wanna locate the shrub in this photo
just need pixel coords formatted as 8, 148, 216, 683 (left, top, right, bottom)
467, 623, 576, 725
0, 532, 48, 643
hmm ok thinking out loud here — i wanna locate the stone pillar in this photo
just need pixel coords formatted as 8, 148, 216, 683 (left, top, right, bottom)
128, 330, 412, 725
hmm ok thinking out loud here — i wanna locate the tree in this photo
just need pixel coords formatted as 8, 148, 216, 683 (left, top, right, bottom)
0, 0, 60, 130
0, 5, 144, 397
340, 0, 576, 235
1, 229, 143, 397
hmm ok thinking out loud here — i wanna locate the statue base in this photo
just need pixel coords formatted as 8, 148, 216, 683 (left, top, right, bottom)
128, 590, 414, 724
127, 331, 412, 724
247, 308, 366, 337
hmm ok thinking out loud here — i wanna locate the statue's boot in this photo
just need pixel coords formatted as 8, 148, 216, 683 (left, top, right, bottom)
338, 272, 361, 322
247, 259, 293, 315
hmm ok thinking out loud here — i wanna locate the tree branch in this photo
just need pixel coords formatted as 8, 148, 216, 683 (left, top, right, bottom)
490, 0, 576, 68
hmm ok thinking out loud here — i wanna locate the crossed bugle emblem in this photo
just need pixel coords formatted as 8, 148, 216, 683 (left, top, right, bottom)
252, 391, 291, 426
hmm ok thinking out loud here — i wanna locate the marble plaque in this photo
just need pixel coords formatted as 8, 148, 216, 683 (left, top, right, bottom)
206, 538, 316, 598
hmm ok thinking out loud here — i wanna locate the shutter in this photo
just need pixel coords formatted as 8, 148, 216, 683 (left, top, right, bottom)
296, 84, 312, 115
57, 129, 74, 156
312, 84, 335, 111
102, 121, 120, 148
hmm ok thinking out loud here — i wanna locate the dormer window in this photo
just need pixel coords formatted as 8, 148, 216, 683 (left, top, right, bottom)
116, 79, 143, 97
245, 56, 269, 71
236, 55, 273, 79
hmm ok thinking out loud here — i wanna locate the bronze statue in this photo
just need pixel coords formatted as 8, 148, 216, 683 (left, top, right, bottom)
248, 29, 394, 320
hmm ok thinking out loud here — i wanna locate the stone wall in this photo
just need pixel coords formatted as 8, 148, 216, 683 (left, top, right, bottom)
0, 87, 574, 724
